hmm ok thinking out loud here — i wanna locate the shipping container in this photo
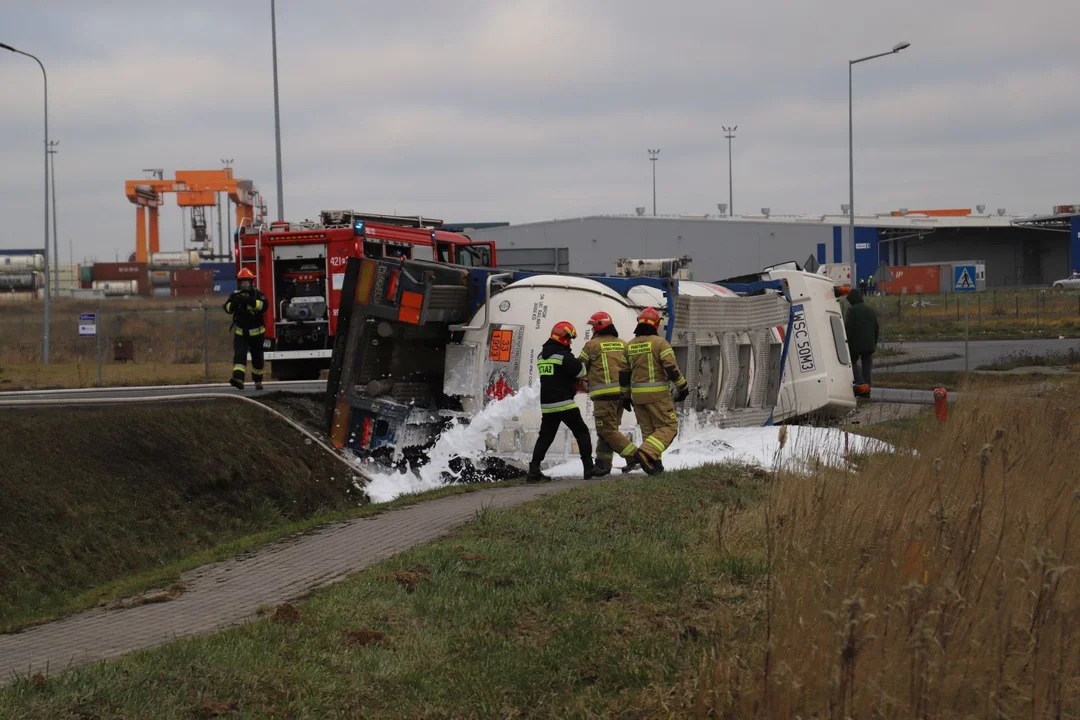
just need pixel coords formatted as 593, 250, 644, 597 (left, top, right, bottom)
213, 279, 237, 295
170, 285, 213, 297
80, 279, 93, 289
0, 254, 45, 272
70, 288, 105, 300
150, 270, 171, 287
93, 262, 147, 280
93, 280, 139, 296
170, 269, 214, 287
203, 261, 237, 281
152, 287, 172, 298
80, 265, 93, 282
0, 291, 38, 303
149, 251, 201, 269
0, 272, 42, 290
878, 265, 943, 295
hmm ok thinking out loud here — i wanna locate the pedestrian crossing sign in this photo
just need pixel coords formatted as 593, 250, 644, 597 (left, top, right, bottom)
953, 265, 977, 292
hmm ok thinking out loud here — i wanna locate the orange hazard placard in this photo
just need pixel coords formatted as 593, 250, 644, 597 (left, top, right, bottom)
488, 329, 513, 362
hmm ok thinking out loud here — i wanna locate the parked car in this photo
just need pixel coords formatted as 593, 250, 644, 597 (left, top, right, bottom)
1052, 272, 1080, 290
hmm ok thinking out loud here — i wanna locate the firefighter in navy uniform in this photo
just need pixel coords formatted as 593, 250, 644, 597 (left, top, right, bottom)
627, 307, 689, 475
578, 311, 638, 476
527, 321, 595, 482
224, 268, 269, 391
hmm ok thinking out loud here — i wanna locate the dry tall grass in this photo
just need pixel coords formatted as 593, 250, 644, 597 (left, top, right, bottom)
701, 393, 1080, 718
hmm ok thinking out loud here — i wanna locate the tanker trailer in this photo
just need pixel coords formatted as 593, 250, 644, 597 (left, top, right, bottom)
326, 256, 795, 473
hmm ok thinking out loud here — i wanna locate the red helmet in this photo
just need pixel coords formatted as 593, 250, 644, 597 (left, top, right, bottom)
587, 311, 613, 332
549, 321, 577, 345
637, 307, 662, 327
237, 268, 255, 281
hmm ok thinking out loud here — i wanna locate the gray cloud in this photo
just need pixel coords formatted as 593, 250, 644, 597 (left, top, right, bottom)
1, 0, 1077, 261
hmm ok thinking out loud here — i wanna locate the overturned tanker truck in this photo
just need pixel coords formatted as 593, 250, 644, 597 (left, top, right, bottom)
324, 255, 855, 472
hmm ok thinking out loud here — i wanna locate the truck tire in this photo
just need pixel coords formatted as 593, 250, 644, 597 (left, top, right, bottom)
271, 361, 302, 381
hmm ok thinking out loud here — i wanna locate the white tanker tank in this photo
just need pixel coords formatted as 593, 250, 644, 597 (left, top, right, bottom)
149, 251, 200, 269
447, 274, 792, 460
0, 255, 45, 273
92, 280, 139, 296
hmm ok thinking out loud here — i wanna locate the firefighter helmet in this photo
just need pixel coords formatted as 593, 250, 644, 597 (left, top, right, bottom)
549, 321, 577, 345
637, 307, 662, 327
587, 311, 613, 332
237, 268, 256, 281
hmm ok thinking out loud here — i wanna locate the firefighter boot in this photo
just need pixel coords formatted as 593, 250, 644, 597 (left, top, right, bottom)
582, 456, 596, 480
621, 454, 639, 474
229, 377, 245, 391
254, 379, 264, 391
635, 449, 662, 477
526, 463, 550, 483
592, 456, 612, 478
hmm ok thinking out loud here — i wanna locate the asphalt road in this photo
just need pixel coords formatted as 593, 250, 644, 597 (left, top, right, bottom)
882, 338, 1080, 373
0, 380, 326, 407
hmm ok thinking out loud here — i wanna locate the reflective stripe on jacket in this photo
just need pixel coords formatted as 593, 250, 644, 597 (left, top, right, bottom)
578, 334, 629, 400
627, 331, 687, 403
224, 289, 269, 333
537, 339, 586, 413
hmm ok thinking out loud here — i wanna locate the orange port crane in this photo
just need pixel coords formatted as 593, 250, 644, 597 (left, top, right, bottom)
124, 169, 265, 262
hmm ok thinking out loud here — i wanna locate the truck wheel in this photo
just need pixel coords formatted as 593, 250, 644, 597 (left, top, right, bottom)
272, 361, 301, 381
299, 360, 322, 381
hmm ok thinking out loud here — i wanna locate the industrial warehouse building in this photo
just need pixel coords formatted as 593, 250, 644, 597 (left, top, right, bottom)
464, 210, 1080, 289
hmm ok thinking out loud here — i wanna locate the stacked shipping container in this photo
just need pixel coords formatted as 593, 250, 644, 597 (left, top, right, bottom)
169, 268, 214, 297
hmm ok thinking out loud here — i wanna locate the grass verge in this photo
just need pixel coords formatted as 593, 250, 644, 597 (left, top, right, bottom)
697, 388, 1080, 717
977, 347, 1080, 371
0, 401, 361, 633
0, 400, 507, 634
0, 465, 766, 718
872, 370, 1071, 390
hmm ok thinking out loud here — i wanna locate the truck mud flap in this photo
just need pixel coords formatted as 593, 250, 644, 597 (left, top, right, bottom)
325, 257, 361, 429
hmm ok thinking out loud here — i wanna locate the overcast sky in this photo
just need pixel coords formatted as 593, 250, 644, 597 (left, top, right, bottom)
1, 0, 1077, 262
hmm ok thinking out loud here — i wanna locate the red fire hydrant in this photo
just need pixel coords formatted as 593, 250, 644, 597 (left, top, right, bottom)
933, 387, 948, 423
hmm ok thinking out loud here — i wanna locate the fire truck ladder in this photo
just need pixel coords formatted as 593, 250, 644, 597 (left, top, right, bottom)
236, 220, 262, 288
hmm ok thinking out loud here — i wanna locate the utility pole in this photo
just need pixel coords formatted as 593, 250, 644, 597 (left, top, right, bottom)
270, 0, 285, 221
848, 42, 911, 279
0, 42, 51, 362
648, 149, 660, 216
722, 126, 736, 217
47, 140, 59, 296
222, 158, 234, 256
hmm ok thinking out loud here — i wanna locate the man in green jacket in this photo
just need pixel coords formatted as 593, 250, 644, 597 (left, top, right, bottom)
844, 288, 879, 396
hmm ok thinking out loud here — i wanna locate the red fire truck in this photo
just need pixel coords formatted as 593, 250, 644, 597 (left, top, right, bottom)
234, 209, 497, 380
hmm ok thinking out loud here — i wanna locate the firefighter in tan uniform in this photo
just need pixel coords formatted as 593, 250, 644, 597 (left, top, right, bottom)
627, 307, 689, 475
578, 311, 638, 477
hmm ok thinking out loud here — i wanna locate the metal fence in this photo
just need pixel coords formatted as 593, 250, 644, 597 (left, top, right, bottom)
861, 289, 1080, 340
0, 299, 237, 372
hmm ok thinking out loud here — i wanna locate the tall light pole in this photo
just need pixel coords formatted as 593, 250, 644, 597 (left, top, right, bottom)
648, 149, 660, 216
1, 42, 50, 363
48, 140, 59, 296
849, 41, 910, 282
270, 0, 285, 221
222, 158, 234, 256
722, 126, 736, 217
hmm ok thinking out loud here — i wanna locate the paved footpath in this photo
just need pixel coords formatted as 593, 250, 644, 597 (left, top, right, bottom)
0, 478, 590, 684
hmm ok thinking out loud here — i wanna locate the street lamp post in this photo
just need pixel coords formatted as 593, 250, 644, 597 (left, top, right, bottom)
270, 0, 285, 221
1, 41, 51, 363
648, 149, 660, 216
848, 41, 910, 283
48, 140, 59, 297
722, 126, 737, 217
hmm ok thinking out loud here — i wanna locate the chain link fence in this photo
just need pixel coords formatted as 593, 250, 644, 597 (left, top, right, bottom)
863, 289, 1080, 340
0, 299, 246, 388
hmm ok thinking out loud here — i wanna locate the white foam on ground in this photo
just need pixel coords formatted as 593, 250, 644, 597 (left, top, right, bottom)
356, 384, 540, 503
547, 412, 890, 478
354, 390, 891, 502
